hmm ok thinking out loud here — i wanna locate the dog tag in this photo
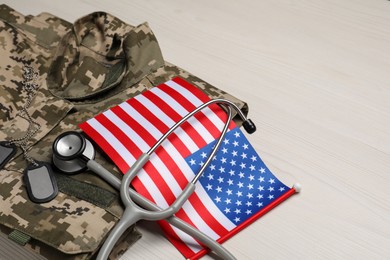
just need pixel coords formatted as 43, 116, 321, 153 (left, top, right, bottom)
23, 161, 58, 203
0, 141, 17, 170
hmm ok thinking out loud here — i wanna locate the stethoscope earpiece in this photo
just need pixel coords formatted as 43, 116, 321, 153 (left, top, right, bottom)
52, 131, 96, 174
243, 119, 256, 134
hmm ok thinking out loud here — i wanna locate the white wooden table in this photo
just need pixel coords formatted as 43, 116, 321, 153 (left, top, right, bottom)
2, 0, 390, 259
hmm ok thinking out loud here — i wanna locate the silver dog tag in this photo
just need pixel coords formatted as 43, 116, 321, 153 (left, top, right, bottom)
0, 141, 16, 170
23, 161, 58, 203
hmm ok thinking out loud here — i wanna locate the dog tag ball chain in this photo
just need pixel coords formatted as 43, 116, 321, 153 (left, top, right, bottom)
0, 65, 57, 203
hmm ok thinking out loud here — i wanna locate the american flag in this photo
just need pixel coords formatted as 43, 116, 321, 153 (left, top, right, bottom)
79, 77, 294, 259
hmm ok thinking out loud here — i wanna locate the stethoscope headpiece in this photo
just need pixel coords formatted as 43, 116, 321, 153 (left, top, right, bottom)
53, 131, 86, 160
52, 131, 95, 174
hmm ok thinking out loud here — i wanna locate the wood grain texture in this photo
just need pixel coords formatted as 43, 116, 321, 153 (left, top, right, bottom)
2, 0, 389, 259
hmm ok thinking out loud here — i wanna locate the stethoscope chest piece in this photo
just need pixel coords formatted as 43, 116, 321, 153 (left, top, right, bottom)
52, 131, 95, 174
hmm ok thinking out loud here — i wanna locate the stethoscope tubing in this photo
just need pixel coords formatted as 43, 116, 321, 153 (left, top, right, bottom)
96, 104, 236, 260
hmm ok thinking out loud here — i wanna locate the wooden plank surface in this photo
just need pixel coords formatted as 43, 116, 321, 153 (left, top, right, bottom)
1, 0, 390, 259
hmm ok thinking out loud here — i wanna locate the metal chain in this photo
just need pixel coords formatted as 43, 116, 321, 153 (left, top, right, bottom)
8, 66, 41, 166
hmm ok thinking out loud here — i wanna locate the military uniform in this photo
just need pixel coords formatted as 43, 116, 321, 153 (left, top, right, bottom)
0, 4, 248, 259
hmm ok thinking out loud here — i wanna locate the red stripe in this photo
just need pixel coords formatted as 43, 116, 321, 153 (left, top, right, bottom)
132, 177, 201, 259
188, 187, 298, 260
180, 122, 206, 149
94, 113, 142, 161
79, 121, 129, 173
155, 147, 189, 189
128, 98, 169, 134
163, 132, 190, 157
112, 105, 156, 147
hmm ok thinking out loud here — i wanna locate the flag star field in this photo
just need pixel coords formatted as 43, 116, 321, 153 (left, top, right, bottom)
185, 127, 288, 226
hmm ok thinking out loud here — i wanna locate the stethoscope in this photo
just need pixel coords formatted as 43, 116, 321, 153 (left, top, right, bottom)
52, 98, 256, 260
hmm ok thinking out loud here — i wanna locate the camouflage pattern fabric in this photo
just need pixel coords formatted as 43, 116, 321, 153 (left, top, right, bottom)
0, 4, 248, 260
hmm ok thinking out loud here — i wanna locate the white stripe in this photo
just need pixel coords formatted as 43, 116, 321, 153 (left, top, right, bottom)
146, 142, 224, 238
134, 94, 175, 127
151, 87, 215, 144
87, 118, 171, 210
201, 107, 226, 133
172, 128, 199, 153
170, 225, 203, 252
135, 168, 170, 210
103, 110, 150, 153
187, 117, 215, 144
161, 140, 196, 181
87, 119, 135, 167
119, 102, 162, 140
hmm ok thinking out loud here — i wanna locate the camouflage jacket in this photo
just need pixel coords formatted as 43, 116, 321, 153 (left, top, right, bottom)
0, 4, 248, 260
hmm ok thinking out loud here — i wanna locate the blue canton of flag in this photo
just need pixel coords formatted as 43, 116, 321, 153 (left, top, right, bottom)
185, 127, 288, 225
